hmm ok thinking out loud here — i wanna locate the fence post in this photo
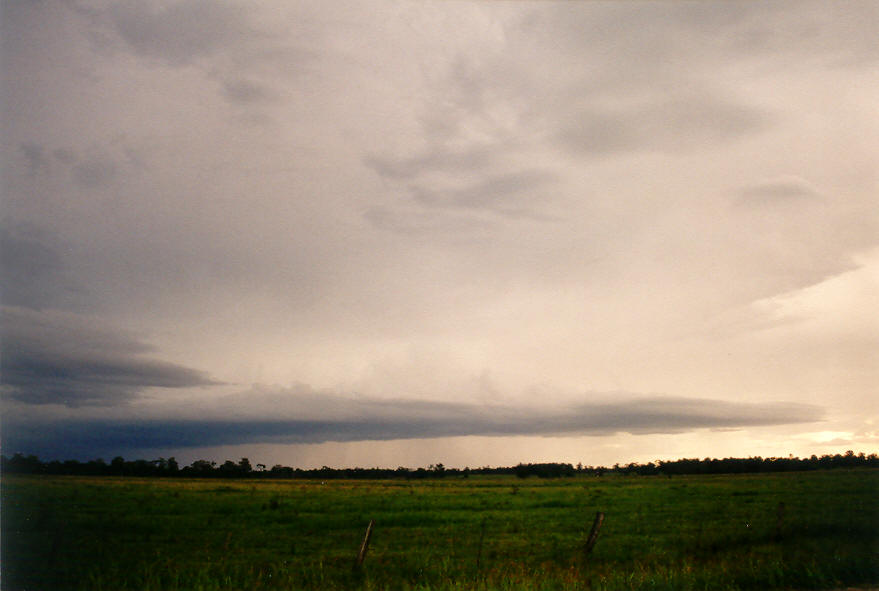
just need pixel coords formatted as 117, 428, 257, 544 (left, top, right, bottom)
355, 519, 375, 569
584, 511, 605, 557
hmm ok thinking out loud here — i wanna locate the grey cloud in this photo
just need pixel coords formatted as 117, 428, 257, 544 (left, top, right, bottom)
364, 206, 493, 236
720, 2, 879, 66
0, 221, 85, 311
1, 306, 221, 406
1, 224, 61, 302
649, 95, 770, 148
556, 114, 641, 156
365, 147, 495, 181
105, 0, 254, 65
52, 148, 77, 164
411, 56, 498, 146
72, 158, 117, 189
523, 2, 877, 88
363, 176, 558, 236
13, 140, 127, 190
368, 8, 777, 231
736, 176, 822, 206
558, 94, 770, 156
221, 78, 272, 104
90, 1, 313, 118
1, 392, 823, 458
411, 170, 558, 219
366, 145, 560, 225
19, 143, 50, 176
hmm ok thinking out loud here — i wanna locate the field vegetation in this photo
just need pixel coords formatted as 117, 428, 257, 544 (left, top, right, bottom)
2, 468, 876, 590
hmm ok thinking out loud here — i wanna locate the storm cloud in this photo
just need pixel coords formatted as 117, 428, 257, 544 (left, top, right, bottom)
1, 306, 220, 406
1, 1, 876, 467
2, 392, 823, 459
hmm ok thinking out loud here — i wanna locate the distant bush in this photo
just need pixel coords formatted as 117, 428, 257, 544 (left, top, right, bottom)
514, 462, 576, 478
2, 450, 876, 479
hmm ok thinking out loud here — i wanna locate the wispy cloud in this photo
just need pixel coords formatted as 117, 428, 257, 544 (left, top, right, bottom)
556, 93, 770, 156
365, 147, 496, 182
103, 1, 255, 66
409, 171, 559, 220
736, 176, 822, 207
220, 78, 273, 104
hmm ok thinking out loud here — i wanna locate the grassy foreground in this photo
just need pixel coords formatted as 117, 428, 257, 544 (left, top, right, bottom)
2, 469, 876, 590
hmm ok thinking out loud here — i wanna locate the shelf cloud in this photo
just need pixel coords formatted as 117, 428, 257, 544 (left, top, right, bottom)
1, 306, 221, 407
2, 388, 823, 459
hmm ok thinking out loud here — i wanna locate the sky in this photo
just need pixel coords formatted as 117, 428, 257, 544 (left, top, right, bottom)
2, 0, 877, 469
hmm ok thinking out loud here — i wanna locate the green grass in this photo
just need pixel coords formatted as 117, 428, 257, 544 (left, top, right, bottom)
2, 470, 877, 590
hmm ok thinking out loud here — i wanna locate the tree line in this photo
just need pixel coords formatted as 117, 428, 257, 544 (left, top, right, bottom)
1, 450, 876, 479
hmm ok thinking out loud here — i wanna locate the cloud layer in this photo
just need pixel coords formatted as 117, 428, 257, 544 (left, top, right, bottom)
1, 1, 876, 465
2, 391, 822, 459
1, 306, 219, 406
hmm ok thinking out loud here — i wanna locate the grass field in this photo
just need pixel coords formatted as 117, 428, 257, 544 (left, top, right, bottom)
2, 469, 877, 590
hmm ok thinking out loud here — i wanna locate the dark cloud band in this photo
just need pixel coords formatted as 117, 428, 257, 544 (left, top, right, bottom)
1, 306, 220, 406
1, 393, 823, 459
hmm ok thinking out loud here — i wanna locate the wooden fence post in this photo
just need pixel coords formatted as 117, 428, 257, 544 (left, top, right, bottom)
355, 519, 375, 569
584, 511, 605, 557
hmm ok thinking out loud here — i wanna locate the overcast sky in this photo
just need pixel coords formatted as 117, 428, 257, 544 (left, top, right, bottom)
2, 0, 877, 468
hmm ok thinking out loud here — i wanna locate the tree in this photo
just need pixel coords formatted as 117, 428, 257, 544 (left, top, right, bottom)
189, 459, 216, 475
110, 456, 126, 475
219, 460, 239, 476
